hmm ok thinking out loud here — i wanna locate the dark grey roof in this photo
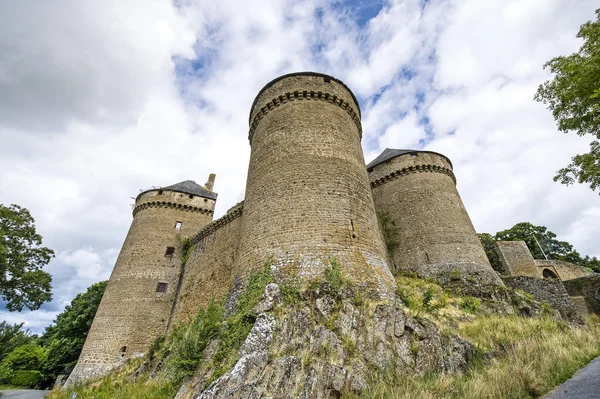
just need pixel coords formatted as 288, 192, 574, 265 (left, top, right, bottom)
138, 180, 217, 200
366, 148, 453, 170
250, 72, 361, 123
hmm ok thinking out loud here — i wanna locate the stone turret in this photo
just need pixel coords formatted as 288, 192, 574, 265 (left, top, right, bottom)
67, 178, 217, 385
368, 149, 503, 292
233, 72, 395, 296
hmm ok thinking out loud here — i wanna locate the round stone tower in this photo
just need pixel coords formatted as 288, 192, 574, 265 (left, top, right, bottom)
368, 149, 503, 291
68, 179, 217, 384
234, 72, 395, 296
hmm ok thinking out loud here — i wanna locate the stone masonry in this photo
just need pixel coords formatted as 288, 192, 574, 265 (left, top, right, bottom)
69, 72, 510, 384
67, 181, 217, 385
368, 149, 503, 292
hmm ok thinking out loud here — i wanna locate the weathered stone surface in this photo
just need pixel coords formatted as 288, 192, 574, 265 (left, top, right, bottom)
369, 150, 504, 293
504, 276, 583, 324
68, 185, 216, 386
192, 283, 476, 399
564, 275, 600, 315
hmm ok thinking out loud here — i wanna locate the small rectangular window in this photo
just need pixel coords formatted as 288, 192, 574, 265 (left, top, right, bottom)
175, 221, 182, 230
156, 282, 168, 293
165, 246, 175, 256
157, 190, 163, 195
324, 76, 331, 82
189, 194, 194, 199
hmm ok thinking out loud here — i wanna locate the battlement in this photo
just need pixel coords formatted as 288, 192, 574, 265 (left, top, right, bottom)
70, 73, 509, 385
190, 201, 244, 245
370, 164, 456, 189
249, 72, 362, 143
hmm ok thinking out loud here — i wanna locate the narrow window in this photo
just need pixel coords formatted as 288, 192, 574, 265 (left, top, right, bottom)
175, 221, 182, 230
425, 252, 430, 262
120, 346, 127, 353
165, 246, 175, 256
157, 190, 163, 195
189, 194, 194, 199
156, 282, 168, 293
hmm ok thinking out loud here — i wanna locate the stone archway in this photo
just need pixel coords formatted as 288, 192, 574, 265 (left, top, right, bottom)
542, 268, 559, 279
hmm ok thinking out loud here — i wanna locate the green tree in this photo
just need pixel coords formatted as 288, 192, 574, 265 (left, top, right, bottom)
494, 222, 574, 261
0, 204, 54, 311
479, 222, 600, 273
41, 280, 107, 380
534, 9, 600, 193
2, 344, 46, 371
0, 321, 36, 363
477, 233, 503, 272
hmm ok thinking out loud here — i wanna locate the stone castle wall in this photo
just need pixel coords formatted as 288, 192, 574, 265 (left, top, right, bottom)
233, 73, 395, 297
172, 203, 244, 323
534, 259, 594, 281
67, 190, 215, 384
496, 241, 539, 277
369, 151, 502, 291
563, 275, 600, 315
503, 276, 582, 324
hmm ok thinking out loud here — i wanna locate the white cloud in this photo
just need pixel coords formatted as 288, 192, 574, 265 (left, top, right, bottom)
1, 0, 599, 332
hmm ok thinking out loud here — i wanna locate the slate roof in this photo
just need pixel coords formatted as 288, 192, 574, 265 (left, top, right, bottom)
366, 148, 453, 170
138, 180, 217, 200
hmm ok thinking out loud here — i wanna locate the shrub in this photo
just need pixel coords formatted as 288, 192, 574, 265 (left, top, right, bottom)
0, 363, 13, 384
459, 297, 481, 313
3, 344, 46, 371
280, 282, 302, 306
10, 370, 42, 388
324, 257, 342, 292
167, 300, 221, 382
422, 288, 435, 310
210, 264, 273, 382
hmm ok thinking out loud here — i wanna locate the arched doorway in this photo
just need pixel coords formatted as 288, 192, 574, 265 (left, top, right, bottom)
542, 268, 558, 279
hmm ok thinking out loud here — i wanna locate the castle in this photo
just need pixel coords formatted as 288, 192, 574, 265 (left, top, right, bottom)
67, 72, 599, 385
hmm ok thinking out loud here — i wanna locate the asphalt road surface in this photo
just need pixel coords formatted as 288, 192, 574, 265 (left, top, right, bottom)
544, 356, 600, 399
0, 390, 48, 399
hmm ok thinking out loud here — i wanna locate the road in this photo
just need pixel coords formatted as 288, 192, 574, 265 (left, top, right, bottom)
544, 356, 600, 399
0, 391, 48, 399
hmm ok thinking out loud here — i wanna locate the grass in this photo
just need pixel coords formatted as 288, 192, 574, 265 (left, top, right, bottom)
346, 315, 600, 399
46, 359, 178, 399
207, 263, 272, 383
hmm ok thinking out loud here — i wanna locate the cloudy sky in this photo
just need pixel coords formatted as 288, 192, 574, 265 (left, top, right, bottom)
1, 0, 598, 333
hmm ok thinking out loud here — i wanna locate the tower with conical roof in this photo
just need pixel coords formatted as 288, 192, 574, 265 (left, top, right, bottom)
67, 177, 217, 384
368, 149, 503, 293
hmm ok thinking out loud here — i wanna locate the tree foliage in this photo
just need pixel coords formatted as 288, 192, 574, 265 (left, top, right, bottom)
0, 204, 53, 311
41, 280, 107, 379
479, 222, 600, 273
534, 9, 600, 193
0, 321, 36, 363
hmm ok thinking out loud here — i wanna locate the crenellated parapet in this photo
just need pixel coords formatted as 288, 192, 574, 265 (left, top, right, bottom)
133, 201, 214, 217
248, 90, 362, 142
370, 164, 456, 188
190, 202, 244, 245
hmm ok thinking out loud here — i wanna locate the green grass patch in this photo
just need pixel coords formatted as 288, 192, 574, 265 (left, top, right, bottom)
345, 316, 600, 399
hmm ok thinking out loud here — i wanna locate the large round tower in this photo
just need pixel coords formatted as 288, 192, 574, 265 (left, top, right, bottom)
68, 179, 216, 384
234, 72, 395, 296
368, 149, 503, 291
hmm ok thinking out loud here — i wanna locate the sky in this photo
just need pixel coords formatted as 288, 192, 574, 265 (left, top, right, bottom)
0, 0, 598, 334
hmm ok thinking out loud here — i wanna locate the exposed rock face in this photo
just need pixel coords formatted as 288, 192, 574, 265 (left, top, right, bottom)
183, 283, 475, 399
503, 276, 583, 324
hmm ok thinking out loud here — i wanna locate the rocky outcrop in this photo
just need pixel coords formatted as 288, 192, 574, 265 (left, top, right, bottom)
180, 283, 476, 399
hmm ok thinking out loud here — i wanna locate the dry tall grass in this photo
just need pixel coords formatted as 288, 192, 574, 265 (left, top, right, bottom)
356, 315, 600, 399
